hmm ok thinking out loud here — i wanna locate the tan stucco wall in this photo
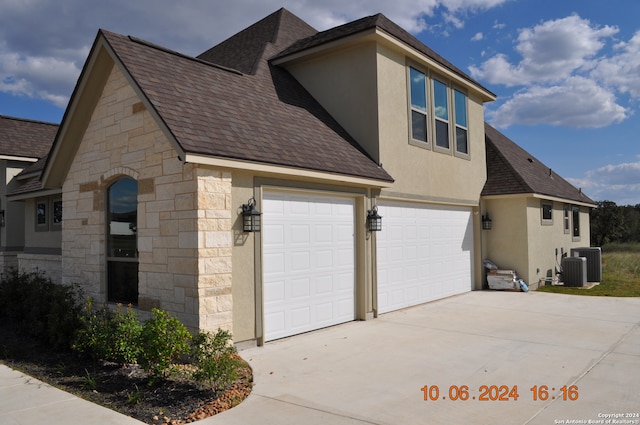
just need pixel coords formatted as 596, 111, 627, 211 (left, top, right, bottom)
23, 198, 62, 250
376, 44, 487, 204
482, 197, 529, 281
61, 63, 232, 332
483, 196, 592, 286
284, 42, 381, 163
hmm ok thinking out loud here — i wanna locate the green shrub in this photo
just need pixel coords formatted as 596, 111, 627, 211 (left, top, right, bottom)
0, 269, 83, 351
138, 308, 192, 379
73, 300, 142, 365
190, 329, 241, 392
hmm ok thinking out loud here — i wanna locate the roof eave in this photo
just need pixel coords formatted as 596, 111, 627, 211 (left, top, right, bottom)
184, 153, 394, 188
482, 192, 597, 208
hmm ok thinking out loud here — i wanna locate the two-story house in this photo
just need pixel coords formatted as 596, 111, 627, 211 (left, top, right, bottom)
7, 8, 594, 346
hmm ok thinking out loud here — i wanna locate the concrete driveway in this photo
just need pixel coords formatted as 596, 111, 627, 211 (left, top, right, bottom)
205, 291, 640, 425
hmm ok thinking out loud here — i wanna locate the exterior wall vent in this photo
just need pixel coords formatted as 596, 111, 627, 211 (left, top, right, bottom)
570, 247, 602, 283
562, 257, 587, 287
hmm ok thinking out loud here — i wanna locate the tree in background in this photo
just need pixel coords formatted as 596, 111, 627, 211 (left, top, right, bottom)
590, 201, 626, 246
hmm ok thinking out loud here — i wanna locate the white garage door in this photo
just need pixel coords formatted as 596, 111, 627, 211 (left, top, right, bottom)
263, 191, 355, 341
376, 202, 473, 314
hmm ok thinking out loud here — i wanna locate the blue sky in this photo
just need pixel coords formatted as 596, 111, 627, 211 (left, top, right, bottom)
1, 0, 639, 204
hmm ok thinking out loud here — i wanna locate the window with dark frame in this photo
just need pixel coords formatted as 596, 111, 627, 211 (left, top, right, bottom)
107, 177, 139, 305
564, 205, 570, 234
542, 202, 553, 222
572, 206, 580, 238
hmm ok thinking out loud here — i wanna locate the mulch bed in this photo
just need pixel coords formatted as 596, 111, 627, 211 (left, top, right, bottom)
0, 325, 252, 424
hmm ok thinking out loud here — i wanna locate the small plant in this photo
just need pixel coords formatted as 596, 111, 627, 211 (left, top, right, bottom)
190, 329, 241, 392
126, 384, 143, 405
83, 368, 97, 391
138, 308, 192, 380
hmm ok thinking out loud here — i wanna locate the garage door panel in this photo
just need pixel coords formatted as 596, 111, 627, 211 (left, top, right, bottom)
377, 202, 473, 314
263, 191, 355, 341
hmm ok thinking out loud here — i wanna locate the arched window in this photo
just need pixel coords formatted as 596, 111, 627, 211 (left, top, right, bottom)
107, 177, 138, 304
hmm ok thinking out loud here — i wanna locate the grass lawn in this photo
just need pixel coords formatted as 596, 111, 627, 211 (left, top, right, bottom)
536, 249, 640, 297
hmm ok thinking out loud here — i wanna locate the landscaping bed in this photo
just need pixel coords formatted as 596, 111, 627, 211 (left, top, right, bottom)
0, 323, 252, 424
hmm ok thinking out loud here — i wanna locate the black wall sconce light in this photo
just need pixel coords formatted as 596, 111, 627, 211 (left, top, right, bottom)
242, 198, 262, 232
482, 213, 492, 230
0, 210, 4, 227
367, 205, 382, 232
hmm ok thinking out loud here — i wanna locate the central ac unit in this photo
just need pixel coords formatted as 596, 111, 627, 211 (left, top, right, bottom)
571, 247, 602, 283
562, 257, 587, 287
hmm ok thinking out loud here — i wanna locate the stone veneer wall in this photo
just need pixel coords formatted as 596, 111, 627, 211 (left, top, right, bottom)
16, 253, 62, 284
62, 64, 232, 332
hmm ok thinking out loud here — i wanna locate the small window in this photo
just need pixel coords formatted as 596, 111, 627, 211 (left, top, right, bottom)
572, 206, 580, 239
52, 198, 62, 230
454, 89, 468, 156
35, 198, 48, 231
409, 67, 428, 144
433, 79, 450, 151
563, 205, 570, 234
541, 202, 553, 223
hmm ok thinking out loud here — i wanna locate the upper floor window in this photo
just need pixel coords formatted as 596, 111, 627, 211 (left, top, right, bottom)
454, 89, 469, 156
407, 64, 470, 158
409, 67, 428, 143
433, 79, 450, 151
563, 205, 570, 234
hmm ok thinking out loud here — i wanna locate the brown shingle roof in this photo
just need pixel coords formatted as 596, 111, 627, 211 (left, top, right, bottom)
197, 8, 317, 75
0, 115, 57, 159
273, 13, 495, 98
482, 123, 595, 205
101, 16, 392, 182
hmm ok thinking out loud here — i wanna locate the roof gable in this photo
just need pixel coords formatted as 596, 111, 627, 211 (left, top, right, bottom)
101, 30, 391, 182
273, 13, 494, 99
482, 123, 595, 205
0, 115, 57, 160
197, 8, 317, 74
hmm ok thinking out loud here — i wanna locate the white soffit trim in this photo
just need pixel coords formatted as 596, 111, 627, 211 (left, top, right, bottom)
0, 155, 39, 162
184, 153, 392, 188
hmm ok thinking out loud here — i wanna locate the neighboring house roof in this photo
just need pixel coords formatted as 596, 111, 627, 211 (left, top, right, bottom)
273, 13, 495, 100
42, 8, 395, 189
8, 156, 50, 198
0, 115, 57, 160
482, 123, 595, 206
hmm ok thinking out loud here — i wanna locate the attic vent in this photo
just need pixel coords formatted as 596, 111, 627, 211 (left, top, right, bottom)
527, 158, 533, 163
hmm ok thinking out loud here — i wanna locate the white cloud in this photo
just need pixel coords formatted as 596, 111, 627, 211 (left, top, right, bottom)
591, 30, 640, 98
568, 162, 640, 204
471, 15, 618, 86
472, 14, 638, 129
489, 76, 628, 129
471, 32, 484, 41
0, 0, 512, 107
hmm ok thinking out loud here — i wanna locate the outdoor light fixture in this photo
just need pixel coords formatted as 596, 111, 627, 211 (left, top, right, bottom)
482, 213, 492, 230
242, 198, 262, 233
367, 205, 382, 232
